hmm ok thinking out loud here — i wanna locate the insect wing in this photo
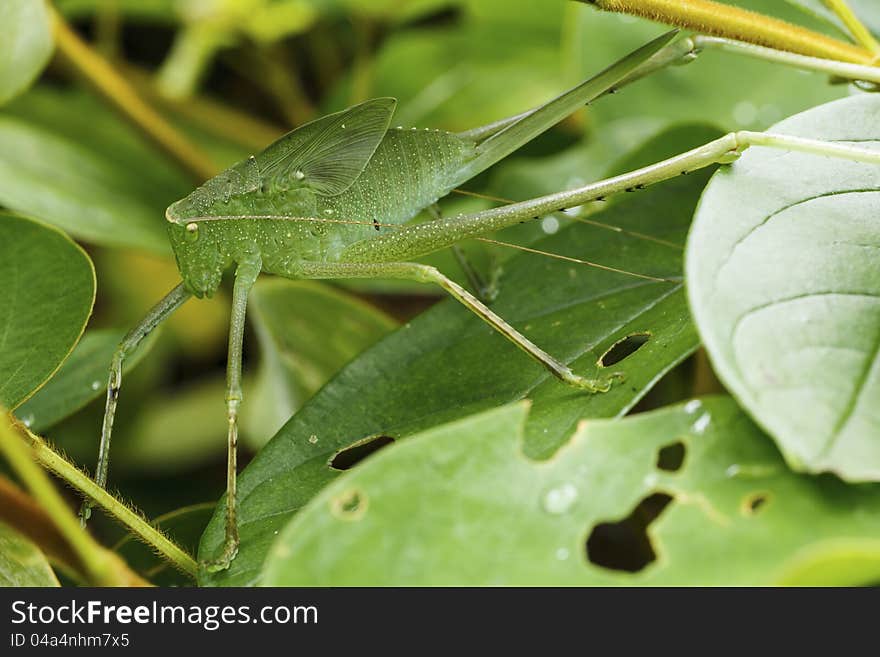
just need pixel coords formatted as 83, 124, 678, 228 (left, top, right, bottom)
258, 97, 397, 197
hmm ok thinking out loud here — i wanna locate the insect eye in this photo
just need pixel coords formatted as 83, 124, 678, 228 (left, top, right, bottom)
185, 222, 200, 243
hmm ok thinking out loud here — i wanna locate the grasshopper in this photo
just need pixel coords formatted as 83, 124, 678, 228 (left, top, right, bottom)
84, 29, 880, 570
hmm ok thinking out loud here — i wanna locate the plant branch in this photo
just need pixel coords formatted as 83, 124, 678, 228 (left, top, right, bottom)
692, 35, 880, 84
0, 413, 150, 586
11, 418, 198, 579
823, 0, 880, 54
48, 4, 218, 182
582, 0, 876, 64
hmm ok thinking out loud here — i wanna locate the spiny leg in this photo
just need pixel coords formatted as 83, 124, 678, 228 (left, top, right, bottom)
81, 283, 191, 526
298, 261, 616, 392
340, 131, 880, 265
205, 257, 261, 571
428, 203, 498, 303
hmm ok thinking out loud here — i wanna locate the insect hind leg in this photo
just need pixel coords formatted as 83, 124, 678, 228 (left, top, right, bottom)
299, 260, 620, 393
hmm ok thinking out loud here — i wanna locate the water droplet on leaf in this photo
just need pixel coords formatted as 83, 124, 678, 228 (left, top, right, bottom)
542, 483, 578, 514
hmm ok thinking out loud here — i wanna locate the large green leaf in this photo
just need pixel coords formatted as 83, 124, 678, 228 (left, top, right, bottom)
0, 88, 191, 254
0, 213, 95, 410
262, 397, 880, 586
199, 160, 710, 585
0, 521, 59, 587
15, 328, 157, 433
243, 279, 398, 449
0, 0, 54, 106
688, 95, 880, 481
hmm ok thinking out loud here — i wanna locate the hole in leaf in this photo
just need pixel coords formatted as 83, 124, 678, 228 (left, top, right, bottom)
656, 441, 686, 472
331, 489, 367, 520
599, 332, 651, 367
586, 492, 672, 573
741, 492, 770, 516
330, 435, 395, 471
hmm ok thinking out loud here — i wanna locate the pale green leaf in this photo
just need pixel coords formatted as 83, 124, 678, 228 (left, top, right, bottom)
687, 94, 880, 480
0, 0, 54, 105
0, 521, 59, 587
262, 397, 880, 585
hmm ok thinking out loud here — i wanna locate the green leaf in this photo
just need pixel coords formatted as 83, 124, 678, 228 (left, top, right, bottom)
0, 521, 59, 587
0, 88, 190, 254
0, 0, 54, 106
16, 328, 157, 433
243, 279, 397, 449
0, 213, 95, 410
199, 153, 711, 585
688, 94, 880, 481
261, 397, 880, 585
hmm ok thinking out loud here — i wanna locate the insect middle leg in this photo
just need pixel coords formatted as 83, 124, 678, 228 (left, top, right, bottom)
205, 257, 261, 571
298, 260, 617, 392
428, 203, 499, 303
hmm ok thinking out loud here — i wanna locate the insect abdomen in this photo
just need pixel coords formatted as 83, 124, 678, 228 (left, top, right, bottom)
316, 128, 476, 257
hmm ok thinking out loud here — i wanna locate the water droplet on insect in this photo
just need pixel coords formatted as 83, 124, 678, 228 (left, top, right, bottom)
726, 464, 740, 478
555, 547, 570, 561
90, 380, 101, 391
542, 483, 578, 515
691, 412, 711, 435
21, 414, 34, 428
308, 434, 318, 444
683, 399, 702, 415
294, 170, 305, 180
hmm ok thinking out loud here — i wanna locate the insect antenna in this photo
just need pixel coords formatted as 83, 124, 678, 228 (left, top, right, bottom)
474, 237, 680, 283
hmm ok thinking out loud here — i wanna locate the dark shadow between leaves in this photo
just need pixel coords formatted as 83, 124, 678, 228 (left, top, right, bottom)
330, 435, 396, 471
598, 332, 652, 367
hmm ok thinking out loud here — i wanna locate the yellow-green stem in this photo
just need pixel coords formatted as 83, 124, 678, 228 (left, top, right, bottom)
15, 421, 198, 579
584, 0, 875, 64
48, 4, 218, 182
0, 412, 128, 585
823, 0, 880, 54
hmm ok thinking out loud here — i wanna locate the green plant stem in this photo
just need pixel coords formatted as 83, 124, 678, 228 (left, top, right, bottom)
823, 0, 880, 54
693, 35, 880, 83
583, 0, 875, 64
14, 420, 198, 579
0, 412, 138, 586
48, 4, 217, 182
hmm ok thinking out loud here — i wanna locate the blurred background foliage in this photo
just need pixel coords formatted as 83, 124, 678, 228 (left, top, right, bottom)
0, 0, 853, 557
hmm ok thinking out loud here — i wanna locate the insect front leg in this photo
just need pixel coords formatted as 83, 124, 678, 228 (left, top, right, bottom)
205, 257, 261, 572
298, 261, 618, 393
81, 283, 191, 526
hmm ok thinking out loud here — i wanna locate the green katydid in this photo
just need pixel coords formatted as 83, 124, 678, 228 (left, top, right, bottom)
83, 28, 880, 571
